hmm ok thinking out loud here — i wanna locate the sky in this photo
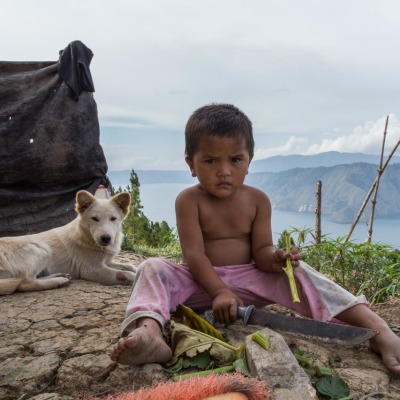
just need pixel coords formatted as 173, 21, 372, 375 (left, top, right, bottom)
2, 0, 400, 171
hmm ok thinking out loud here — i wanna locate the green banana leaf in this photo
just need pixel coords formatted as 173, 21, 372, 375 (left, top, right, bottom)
172, 304, 226, 342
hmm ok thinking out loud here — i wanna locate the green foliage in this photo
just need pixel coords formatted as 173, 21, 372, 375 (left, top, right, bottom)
113, 169, 180, 256
316, 375, 351, 399
164, 352, 212, 374
173, 304, 226, 342
166, 321, 240, 375
277, 226, 324, 250
165, 307, 250, 380
278, 227, 400, 304
127, 240, 182, 263
293, 349, 352, 399
232, 356, 252, 377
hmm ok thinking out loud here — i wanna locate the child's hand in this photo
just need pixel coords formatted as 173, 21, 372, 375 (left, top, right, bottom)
272, 247, 302, 271
212, 288, 244, 325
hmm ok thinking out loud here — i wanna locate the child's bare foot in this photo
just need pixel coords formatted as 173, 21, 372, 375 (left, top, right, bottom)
337, 304, 400, 375
369, 326, 400, 375
111, 318, 172, 365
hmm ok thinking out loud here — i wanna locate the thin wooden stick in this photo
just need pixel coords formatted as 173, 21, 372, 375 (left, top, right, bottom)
344, 130, 400, 243
367, 116, 389, 242
314, 180, 322, 246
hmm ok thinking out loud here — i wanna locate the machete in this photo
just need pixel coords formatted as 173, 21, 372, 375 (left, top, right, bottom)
205, 305, 377, 346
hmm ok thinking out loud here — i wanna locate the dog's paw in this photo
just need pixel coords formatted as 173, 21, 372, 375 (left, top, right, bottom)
116, 270, 136, 284
56, 277, 71, 287
112, 263, 138, 272
49, 273, 72, 279
124, 264, 138, 272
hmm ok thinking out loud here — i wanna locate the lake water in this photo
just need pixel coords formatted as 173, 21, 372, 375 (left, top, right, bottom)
140, 183, 400, 249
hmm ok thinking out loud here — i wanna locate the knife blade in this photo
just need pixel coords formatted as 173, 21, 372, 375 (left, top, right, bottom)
236, 305, 377, 346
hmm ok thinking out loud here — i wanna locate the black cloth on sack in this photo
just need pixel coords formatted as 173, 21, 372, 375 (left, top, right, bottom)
0, 41, 108, 237
58, 40, 95, 101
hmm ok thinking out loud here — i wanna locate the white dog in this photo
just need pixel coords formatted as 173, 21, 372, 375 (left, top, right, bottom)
0, 190, 137, 295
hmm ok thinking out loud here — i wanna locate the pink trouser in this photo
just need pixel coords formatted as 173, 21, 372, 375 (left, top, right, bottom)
120, 258, 368, 335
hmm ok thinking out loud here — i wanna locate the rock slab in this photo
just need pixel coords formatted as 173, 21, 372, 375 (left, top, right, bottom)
245, 327, 317, 400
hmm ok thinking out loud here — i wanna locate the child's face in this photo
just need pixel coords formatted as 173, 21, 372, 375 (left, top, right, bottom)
186, 135, 251, 199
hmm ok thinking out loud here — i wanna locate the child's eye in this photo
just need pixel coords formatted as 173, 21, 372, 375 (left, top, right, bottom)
232, 157, 242, 163
205, 159, 215, 164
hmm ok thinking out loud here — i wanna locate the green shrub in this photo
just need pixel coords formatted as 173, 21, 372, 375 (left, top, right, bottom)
278, 228, 400, 304
113, 169, 181, 260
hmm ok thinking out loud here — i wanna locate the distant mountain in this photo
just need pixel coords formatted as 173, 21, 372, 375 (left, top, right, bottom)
107, 152, 400, 223
108, 152, 400, 187
250, 151, 400, 173
246, 163, 400, 223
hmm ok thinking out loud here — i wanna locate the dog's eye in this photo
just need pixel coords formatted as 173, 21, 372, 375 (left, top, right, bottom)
110, 217, 117, 221
92, 217, 99, 222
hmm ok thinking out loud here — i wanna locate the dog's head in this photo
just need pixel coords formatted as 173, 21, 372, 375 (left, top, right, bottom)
75, 190, 131, 247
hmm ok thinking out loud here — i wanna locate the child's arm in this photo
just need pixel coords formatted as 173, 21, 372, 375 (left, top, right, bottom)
250, 190, 301, 272
175, 189, 243, 323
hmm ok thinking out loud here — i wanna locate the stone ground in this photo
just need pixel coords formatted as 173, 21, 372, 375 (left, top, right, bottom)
1, 251, 399, 400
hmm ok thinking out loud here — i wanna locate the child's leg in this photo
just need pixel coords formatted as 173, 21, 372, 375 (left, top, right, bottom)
298, 263, 400, 374
225, 262, 399, 375
291, 260, 400, 374
112, 258, 212, 365
336, 304, 400, 375
120, 258, 211, 334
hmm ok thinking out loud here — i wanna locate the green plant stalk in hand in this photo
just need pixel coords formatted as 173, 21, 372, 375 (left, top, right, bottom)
282, 232, 300, 303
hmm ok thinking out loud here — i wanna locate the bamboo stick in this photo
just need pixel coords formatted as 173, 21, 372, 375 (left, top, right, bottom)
344, 128, 400, 243
314, 180, 322, 246
367, 116, 389, 242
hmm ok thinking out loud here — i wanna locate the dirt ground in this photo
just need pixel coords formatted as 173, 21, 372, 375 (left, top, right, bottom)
1, 251, 399, 400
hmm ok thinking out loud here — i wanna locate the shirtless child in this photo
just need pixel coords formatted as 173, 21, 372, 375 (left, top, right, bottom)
111, 103, 400, 374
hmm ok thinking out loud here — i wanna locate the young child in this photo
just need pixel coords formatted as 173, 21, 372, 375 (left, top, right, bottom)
111, 104, 400, 375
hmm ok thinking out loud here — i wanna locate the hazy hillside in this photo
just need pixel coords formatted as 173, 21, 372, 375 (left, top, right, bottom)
250, 151, 400, 173
246, 163, 400, 223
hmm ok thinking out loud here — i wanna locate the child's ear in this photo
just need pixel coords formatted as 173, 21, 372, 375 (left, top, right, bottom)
246, 157, 253, 174
185, 157, 196, 177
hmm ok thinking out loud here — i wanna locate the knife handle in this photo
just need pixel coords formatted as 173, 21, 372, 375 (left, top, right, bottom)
237, 305, 255, 325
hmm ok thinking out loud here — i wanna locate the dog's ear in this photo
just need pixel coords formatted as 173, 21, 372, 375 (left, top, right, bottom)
111, 192, 131, 216
76, 190, 97, 213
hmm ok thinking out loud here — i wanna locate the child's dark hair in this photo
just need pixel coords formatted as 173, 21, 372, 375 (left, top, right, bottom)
185, 103, 254, 160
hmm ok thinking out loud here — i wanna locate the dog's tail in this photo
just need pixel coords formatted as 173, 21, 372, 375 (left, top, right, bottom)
0, 278, 24, 295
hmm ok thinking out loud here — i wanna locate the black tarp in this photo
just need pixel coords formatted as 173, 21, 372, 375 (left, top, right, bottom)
0, 41, 108, 237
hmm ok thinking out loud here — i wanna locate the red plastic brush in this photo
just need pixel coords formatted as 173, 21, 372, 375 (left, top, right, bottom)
93, 373, 271, 400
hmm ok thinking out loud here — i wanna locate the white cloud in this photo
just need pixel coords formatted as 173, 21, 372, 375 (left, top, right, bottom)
254, 114, 400, 159
306, 114, 399, 155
